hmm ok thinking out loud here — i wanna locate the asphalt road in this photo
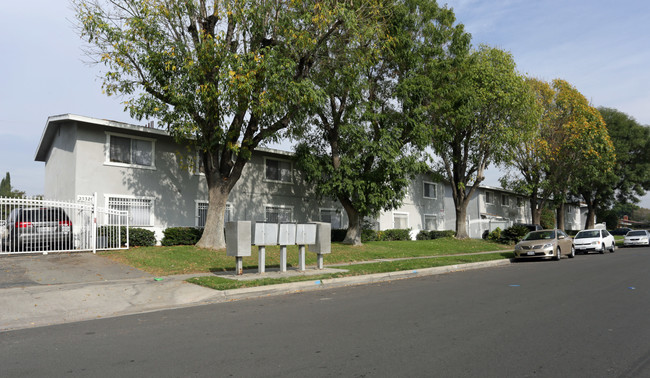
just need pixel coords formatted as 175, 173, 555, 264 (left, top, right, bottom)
2, 247, 650, 377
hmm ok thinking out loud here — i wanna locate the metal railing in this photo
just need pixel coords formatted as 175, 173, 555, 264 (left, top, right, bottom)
0, 194, 128, 255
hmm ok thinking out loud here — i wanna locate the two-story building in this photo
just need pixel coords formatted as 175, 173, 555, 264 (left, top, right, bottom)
34, 114, 584, 241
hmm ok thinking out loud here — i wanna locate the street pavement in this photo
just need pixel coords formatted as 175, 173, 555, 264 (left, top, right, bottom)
0, 251, 512, 332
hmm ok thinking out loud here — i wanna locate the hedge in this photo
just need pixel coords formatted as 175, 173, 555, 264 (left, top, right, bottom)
416, 230, 456, 240
331, 229, 347, 242
97, 226, 156, 247
162, 227, 204, 246
377, 228, 411, 241
332, 228, 411, 242
486, 224, 529, 245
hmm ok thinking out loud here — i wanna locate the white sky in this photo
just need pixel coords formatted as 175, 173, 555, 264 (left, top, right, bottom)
1, 0, 649, 205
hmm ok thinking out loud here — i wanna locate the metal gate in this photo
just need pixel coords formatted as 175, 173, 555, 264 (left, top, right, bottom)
0, 195, 129, 255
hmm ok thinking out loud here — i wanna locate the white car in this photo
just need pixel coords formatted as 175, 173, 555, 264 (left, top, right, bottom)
573, 229, 616, 254
623, 230, 650, 247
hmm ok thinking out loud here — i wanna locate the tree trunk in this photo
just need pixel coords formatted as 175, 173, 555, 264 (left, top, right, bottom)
455, 205, 469, 239
556, 203, 565, 231
530, 197, 542, 226
196, 180, 230, 250
340, 195, 362, 246
584, 201, 597, 229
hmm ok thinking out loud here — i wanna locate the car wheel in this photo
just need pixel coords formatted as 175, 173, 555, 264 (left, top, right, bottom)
555, 247, 562, 261
599, 245, 605, 254
610, 243, 615, 253
569, 245, 575, 258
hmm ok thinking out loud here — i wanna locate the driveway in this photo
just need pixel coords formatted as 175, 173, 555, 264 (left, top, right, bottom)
0, 253, 152, 288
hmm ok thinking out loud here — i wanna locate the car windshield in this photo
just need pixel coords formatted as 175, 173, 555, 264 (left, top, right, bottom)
575, 230, 600, 239
523, 230, 555, 241
627, 231, 647, 236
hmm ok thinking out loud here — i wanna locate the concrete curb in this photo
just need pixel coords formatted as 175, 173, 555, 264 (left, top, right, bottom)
214, 258, 513, 302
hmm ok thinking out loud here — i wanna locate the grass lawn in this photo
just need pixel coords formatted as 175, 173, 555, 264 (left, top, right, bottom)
100, 237, 512, 277
186, 251, 514, 290
614, 235, 624, 246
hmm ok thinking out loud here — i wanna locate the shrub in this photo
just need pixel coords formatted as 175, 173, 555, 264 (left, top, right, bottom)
128, 227, 156, 247
361, 229, 379, 242
377, 228, 411, 241
331, 229, 347, 242
162, 227, 204, 246
487, 227, 502, 242
499, 224, 530, 244
416, 230, 456, 240
97, 226, 156, 247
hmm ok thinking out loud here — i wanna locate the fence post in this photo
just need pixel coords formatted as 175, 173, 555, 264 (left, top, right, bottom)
126, 212, 130, 249
92, 192, 97, 254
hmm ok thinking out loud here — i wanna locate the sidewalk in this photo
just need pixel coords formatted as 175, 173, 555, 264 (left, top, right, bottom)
0, 254, 512, 332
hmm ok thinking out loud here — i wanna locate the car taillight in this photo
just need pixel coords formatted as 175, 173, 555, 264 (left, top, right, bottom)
59, 221, 72, 226
16, 222, 32, 228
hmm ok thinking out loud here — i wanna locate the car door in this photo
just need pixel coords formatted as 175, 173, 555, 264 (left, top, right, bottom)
601, 230, 614, 249
558, 230, 572, 255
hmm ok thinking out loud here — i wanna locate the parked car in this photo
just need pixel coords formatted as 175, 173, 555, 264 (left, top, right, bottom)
514, 229, 574, 260
623, 230, 650, 247
573, 229, 615, 254
1, 207, 73, 252
611, 227, 632, 236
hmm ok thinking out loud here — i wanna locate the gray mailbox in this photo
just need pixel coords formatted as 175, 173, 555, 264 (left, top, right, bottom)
296, 223, 317, 245
278, 222, 297, 245
308, 222, 331, 254
226, 221, 251, 257
251, 222, 279, 246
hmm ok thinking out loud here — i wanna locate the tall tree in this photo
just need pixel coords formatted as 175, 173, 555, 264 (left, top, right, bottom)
428, 46, 538, 238
590, 108, 650, 229
501, 79, 615, 230
0, 172, 11, 197
0, 172, 25, 199
295, 0, 470, 245
548, 80, 615, 229
500, 78, 555, 225
598, 107, 650, 204
74, 0, 385, 249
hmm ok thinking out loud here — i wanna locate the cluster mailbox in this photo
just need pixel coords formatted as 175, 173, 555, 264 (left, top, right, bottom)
296, 223, 317, 245
225, 221, 251, 275
226, 221, 331, 275
251, 222, 279, 246
278, 222, 297, 245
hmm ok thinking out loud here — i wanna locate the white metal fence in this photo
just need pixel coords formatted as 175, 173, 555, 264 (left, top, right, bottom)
467, 218, 512, 239
0, 195, 129, 255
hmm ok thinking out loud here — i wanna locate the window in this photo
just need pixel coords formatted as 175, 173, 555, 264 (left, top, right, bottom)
517, 197, 524, 208
485, 191, 493, 204
107, 133, 154, 168
423, 182, 437, 199
424, 214, 437, 231
265, 206, 293, 222
196, 202, 231, 227
502, 194, 509, 207
107, 196, 153, 226
320, 208, 342, 229
568, 206, 574, 214
265, 158, 292, 183
393, 213, 409, 229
